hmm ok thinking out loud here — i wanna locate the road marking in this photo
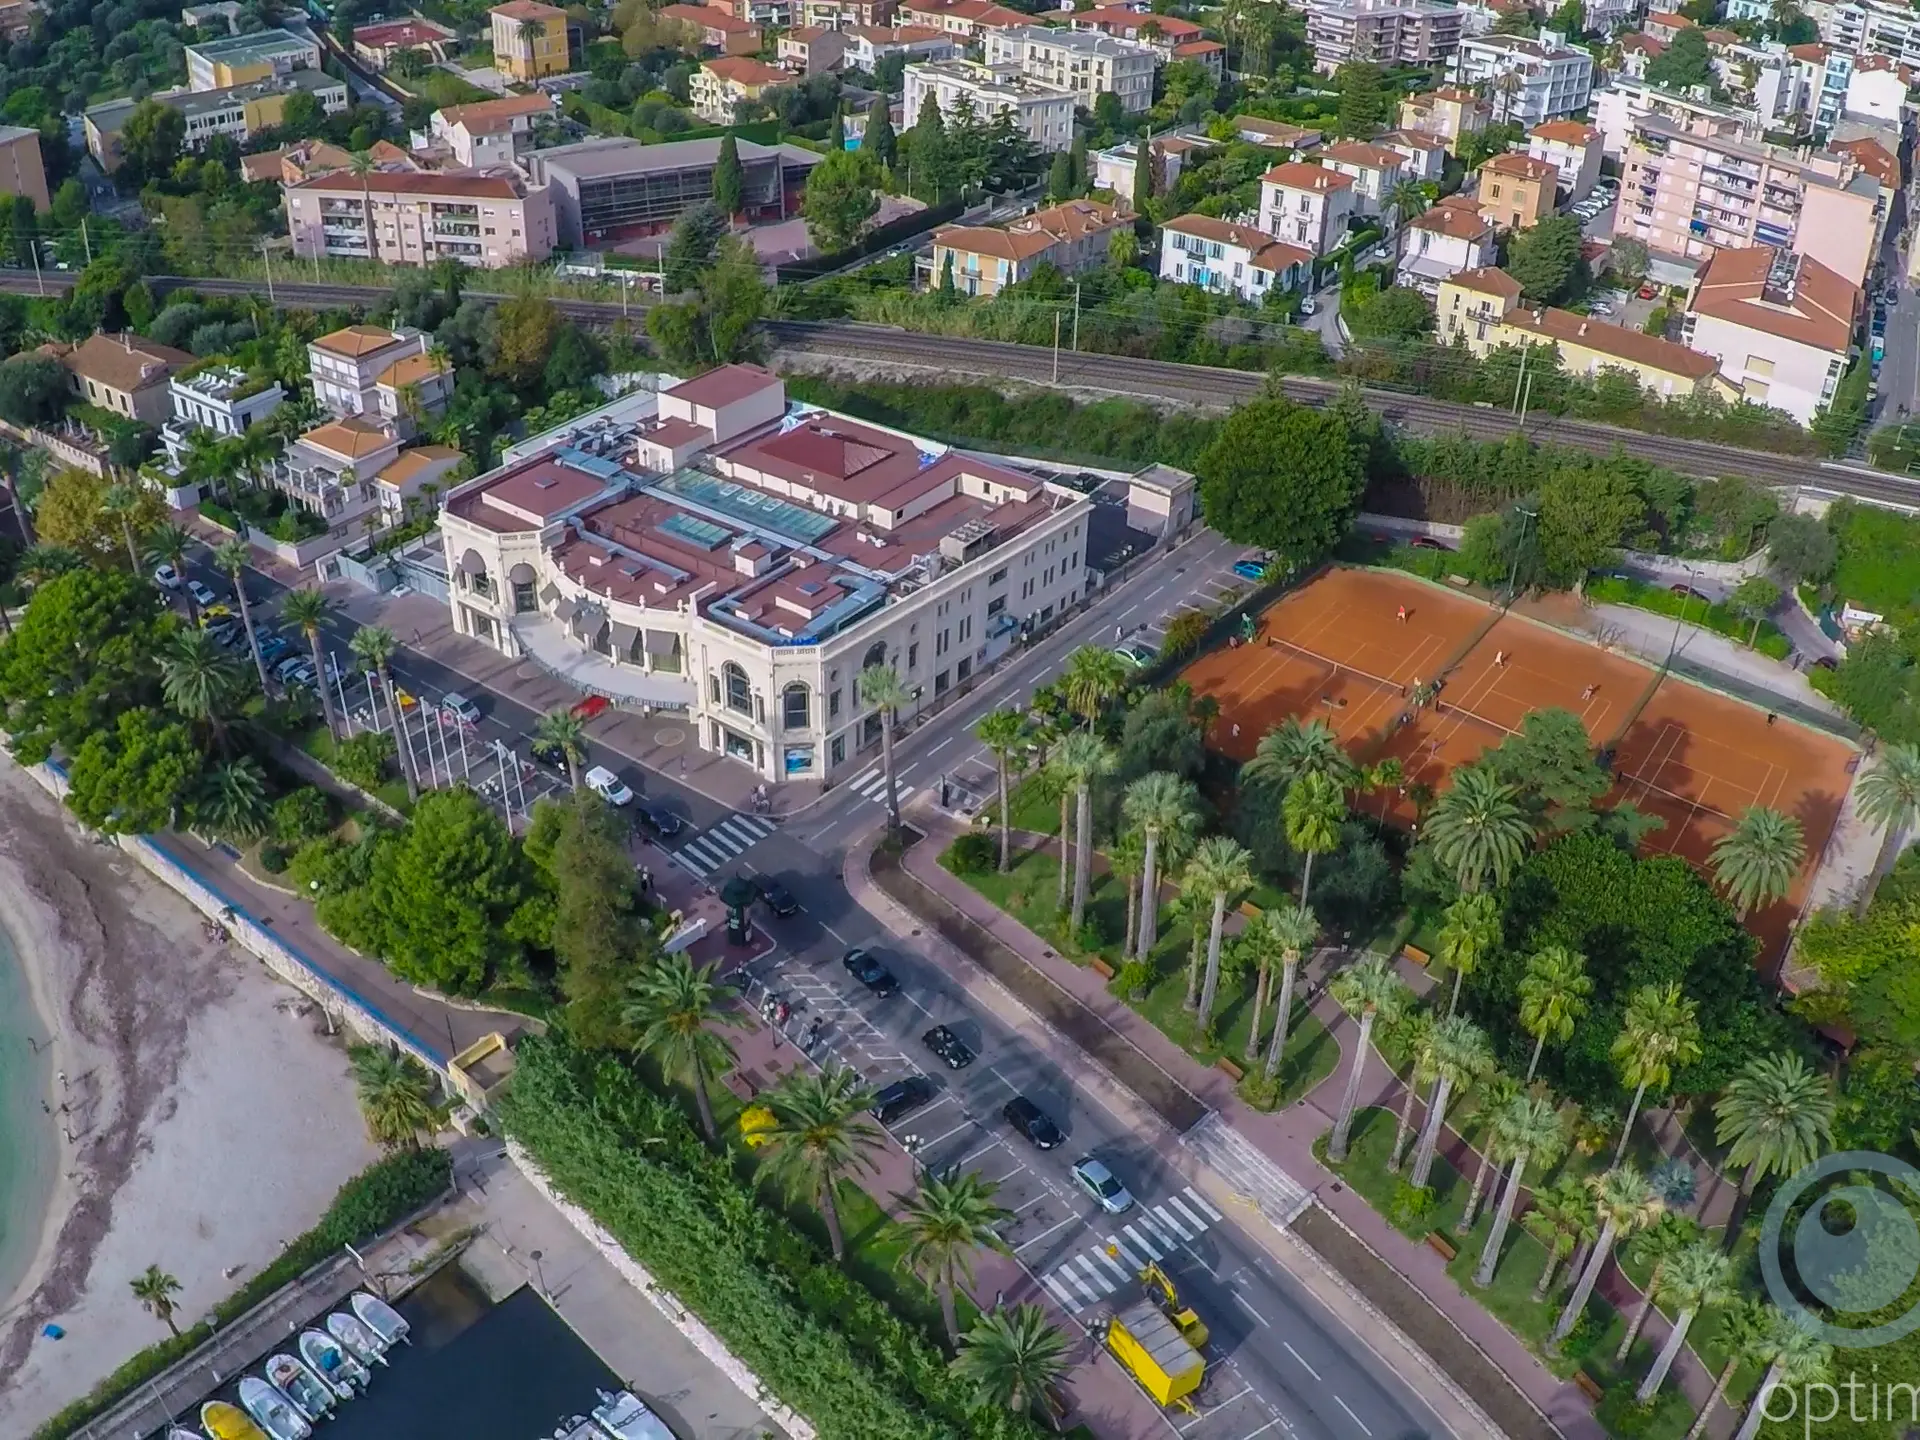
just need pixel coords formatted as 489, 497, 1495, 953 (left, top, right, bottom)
1334, 1397, 1371, 1435
1183, 1186, 1224, 1222
959, 1139, 1001, 1165
1233, 1293, 1268, 1326
927, 735, 955, 756
1015, 1215, 1079, 1253
1133, 1214, 1175, 1249
1106, 1235, 1146, 1271
1281, 1341, 1319, 1380
1167, 1195, 1210, 1234
1042, 1274, 1079, 1309
1236, 1421, 1284, 1440
1063, 1264, 1105, 1307
1011, 1192, 1052, 1215
1122, 1223, 1162, 1261
984, 1065, 1022, 1091
1151, 1204, 1193, 1241
922, 1118, 972, 1147
1091, 1248, 1130, 1283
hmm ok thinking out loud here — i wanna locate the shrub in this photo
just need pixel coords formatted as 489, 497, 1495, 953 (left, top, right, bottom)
334, 731, 396, 790
1112, 959, 1154, 999
1596, 1384, 1660, 1437
943, 832, 996, 875
258, 843, 289, 873
1389, 1180, 1435, 1229
272, 786, 334, 845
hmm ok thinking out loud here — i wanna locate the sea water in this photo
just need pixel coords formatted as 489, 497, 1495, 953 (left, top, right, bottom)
0, 912, 58, 1311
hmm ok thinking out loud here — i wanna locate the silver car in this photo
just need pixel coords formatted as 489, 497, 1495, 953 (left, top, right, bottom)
1071, 1157, 1135, 1214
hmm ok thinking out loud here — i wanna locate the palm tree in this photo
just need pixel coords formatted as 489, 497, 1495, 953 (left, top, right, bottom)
18, 543, 81, 587
1636, 1242, 1734, 1402
130, 1265, 184, 1336
1385, 178, 1434, 230
160, 626, 241, 751
1526, 1176, 1595, 1300
759, 1065, 883, 1261
1054, 731, 1114, 935
858, 663, 910, 835
975, 708, 1029, 873
143, 522, 197, 619
1713, 1051, 1835, 1249
952, 1304, 1071, 1421
1548, 1165, 1663, 1352
1616, 1213, 1702, 1363
1327, 956, 1409, 1162
1408, 1015, 1493, 1189
211, 537, 271, 693
1732, 1311, 1831, 1440
1471, 1095, 1566, 1281
534, 708, 589, 790
347, 1042, 446, 1149
348, 148, 377, 244
1283, 771, 1346, 904
1518, 944, 1591, 1082
351, 625, 419, 803
196, 758, 272, 840
101, 481, 142, 572
1855, 742, 1920, 840
622, 952, 749, 1143
1366, 756, 1405, 820
1185, 836, 1253, 1032
280, 588, 340, 741
1611, 982, 1702, 1165
1112, 829, 1146, 957
1687, 1300, 1781, 1440
1039, 753, 1074, 913
1387, 1012, 1439, 1174
1061, 644, 1129, 728
1425, 766, 1534, 892
898, 1170, 1013, 1345
1436, 891, 1500, 1017
1256, 904, 1318, 1078
1709, 806, 1805, 919
1242, 716, 1355, 792
1454, 1071, 1520, 1233
1124, 771, 1198, 960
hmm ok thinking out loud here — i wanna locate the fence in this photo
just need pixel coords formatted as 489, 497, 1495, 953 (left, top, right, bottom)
774, 198, 965, 284
1660, 652, 1864, 745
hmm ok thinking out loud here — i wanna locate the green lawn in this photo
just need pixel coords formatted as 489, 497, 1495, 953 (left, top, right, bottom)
299, 726, 414, 814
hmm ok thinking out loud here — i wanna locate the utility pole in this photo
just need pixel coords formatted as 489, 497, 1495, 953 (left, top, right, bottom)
79, 219, 91, 265
1517, 372, 1534, 423
1071, 281, 1081, 352
1052, 309, 1061, 382
29, 240, 42, 297
1511, 345, 1529, 415
261, 240, 275, 305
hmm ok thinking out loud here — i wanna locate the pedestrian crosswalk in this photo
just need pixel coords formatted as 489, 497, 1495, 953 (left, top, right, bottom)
1038, 1187, 1225, 1313
843, 764, 915, 812
1182, 1111, 1314, 1229
671, 813, 777, 878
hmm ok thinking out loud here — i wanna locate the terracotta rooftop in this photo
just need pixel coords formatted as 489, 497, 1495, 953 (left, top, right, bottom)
58, 333, 193, 394
1162, 213, 1312, 272
1072, 6, 1204, 38
353, 18, 454, 47
313, 325, 406, 358
666, 364, 784, 410
661, 3, 759, 29
1530, 120, 1598, 145
1448, 266, 1524, 300
490, 0, 564, 19
377, 352, 449, 389
1505, 307, 1721, 379
1481, 152, 1559, 183
850, 24, 949, 42
377, 445, 461, 486
1834, 136, 1899, 190
703, 55, 790, 85
1690, 246, 1859, 355
934, 197, 1131, 263
1323, 141, 1405, 171
1262, 160, 1354, 191
463, 454, 613, 530
1411, 200, 1492, 240
301, 417, 398, 461
438, 93, 554, 133
291, 170, 526, 198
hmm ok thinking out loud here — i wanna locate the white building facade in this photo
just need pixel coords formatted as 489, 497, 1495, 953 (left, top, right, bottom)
903, 60, 1075, 151
982, 27, 1156, 113
1257, 161, 1358, 255
1453, 31, 1594, 125
1158, 215, 1313, 303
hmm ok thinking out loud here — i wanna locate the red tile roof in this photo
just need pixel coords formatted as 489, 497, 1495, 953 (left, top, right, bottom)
1691, 246, 1859, 355
665, 363, 783, 409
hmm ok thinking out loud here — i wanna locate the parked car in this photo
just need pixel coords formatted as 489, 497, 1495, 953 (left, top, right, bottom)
570, 694, 610, 721
279, 659, 317, 688
1232, 558, 1268, 582
208, 619, 242, 647
922, 1024, 975, 1070
153, 564, 182, 590
1003, 1096, 1063, 1150
842, 947, 899, 998
1638, 285, 1658, 300
256, 634, 291, 665
186, 579, 218, 609
1111, 641, 1157, 668
585, 765, 633, 806
636, 801, 682, 836
440, 691, 482, 726
755, 875, 800, 916
1409, 536, 1452, 551
1669, 584, 1710, 602
870, 1076, 935, 1125
1071, 1157, 1135, 1214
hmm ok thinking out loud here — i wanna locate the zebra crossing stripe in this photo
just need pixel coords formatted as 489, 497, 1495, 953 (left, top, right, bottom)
1107, 1236, 1146, 1272
1073, 1254, 1117, 1295
1042, 1274, 1079, 1310
1152, 1205, 1193, 1242
1184, 1186, 1224, 1222
1062, 1264, 1104, 1307
1167, 1196, 1210, 1234
1091, 1248, 1131, 1283
1123, 1223, 1162, 1261
670, 848, 712, 879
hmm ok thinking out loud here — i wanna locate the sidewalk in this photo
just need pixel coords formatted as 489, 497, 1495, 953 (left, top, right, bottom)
862, 814, 1743, 1440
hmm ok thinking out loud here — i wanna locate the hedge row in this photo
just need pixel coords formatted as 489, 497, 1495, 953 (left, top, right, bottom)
496, 1035, 1046, 1440
36, 1148, 451, 1440
1584, 574, 1793, 661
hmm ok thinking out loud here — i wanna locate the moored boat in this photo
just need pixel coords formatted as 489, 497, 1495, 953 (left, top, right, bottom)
326, 1310, 389, 1366
592, 1389, 676, 1440
297, 1329, 369, 1398
264, 1353, 336, 1421
349, 1290, 409, 1347
200, 1400, 269, 1440
238, 1376, 312, 1440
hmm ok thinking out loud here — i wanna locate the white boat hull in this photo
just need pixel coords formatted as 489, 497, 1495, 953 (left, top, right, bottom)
264, 1354, 335, 1421
239, 1376, 312, 1440
350, 1290, 410, 1346
297, 1330, 368, 1398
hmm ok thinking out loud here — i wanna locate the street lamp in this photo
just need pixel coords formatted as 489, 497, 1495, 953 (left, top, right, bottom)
529, 1249, 547, 1298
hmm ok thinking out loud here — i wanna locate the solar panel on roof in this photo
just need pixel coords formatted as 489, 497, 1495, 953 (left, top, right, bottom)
655, 469, 838, 545
658, 512, 732, 549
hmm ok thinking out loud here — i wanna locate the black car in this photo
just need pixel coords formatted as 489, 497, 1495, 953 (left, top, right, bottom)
755, 875, 801, 916
529, 740, 575, 780
637, 803, 683, 838
842, 947, 899, 998
871, 1075, 935, 1125
1003, 1096, 1063, 1150
922, 1024, 974, 1070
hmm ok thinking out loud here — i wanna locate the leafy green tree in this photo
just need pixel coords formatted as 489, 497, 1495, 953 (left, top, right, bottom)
119, 100, 186, 184
623, 950, 749, 1140
1612, 981, 1702, 1164
1185, 835, 1253, 1032
898, 1170, 1013, 1345
1637, 1243, 1733, 1402
1408, 1015, 1493, 1188
1518, 944, 1590, 1081
1424, 766, 1534, 892
0, 567, 168, 762
1548, 1165, 1662, 1351
976, 709, 1030, 873
1481, 707, 1611, 825
662, 202, 726, 294
1713, 1051, 1834, 1248
1647, 26, 1714, 90
1283, 770, 1345, 904
1729, 575, 1781, 647
1437, 891, 1501, 1017
906, 92, 954, 200
1046, 150, 1072, 201
1506, 214, 1585, 306
0, 356, 70, 428
66, 707, 203, 834
130, 1265, 184, 1336
952, 1304, 1070, 1419
1765, 512, 1836, 584
1454, 1072, 1520, 1231
860, 95, 896, 168
803, 149, 880, 255
713, 133, 745, 218
759, 1065, 883, 1260
1525, 1176, 1595, 1299
1194, 399, 1365, 563
1709, 805, 1804, 919
1125, 771, 1198, 959
1856, 742, 1920, 837
1328, 955, 1410, 1161
1470, 1094, 1565, 1270
548, 792, 654, 1047
1333, 61, 1385, 137
347, 1043, 446, 1149
210, 537, 270, 694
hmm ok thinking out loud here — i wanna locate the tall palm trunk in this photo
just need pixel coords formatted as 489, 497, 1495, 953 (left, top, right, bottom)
1734, 1362, 1786, 1440
1244, 958, 1271, 1064
1456, 1137, 1497, 1234
691, 1066, 717, 1142
1136, 827, 1161, 958
938, 1269, 961, 1348
119, 517, 139, 574
1533, 1241, 1568, 1300
306, 625, 339, 741
1721, 1159, 1761, 1254
1409, 1075, 1454, 1189
233, 575, 272, 693
1550, 1223, 1620, 1349
880, 709, 900, 833
1615, 1078, 1650, 1166
1688, 1354, 1743, 1440
381, 665, 421, 803
1473, 1151, 1529, 1283
1195, 896, 1228, 1034
1449, 966, 1467, 1017
1636, 1308, 1697, 1402
819, 1178, 847, 1260
1387, 1072, 1422, 1172
1262, 954, 1300, 1081
996, 753, 1012, 872
1124, 872, 1140, 956
1617, 1258, 1671, 1362
1526, 1032, 1546, 1083
1328, 1010, 1375, 1162
1056, 788, 1071, 911
567, 752, 582, 791
1070, 781, 1093, 933
1299, 847, 1316, 904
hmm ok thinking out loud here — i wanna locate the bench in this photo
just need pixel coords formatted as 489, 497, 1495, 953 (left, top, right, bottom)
1090, 957, 1115, 980
1216, 1056, 1245, 1082
1401, 945, 1431, 968
1425, 1232, 1457, 1262
1574, 1372, 1606, 1405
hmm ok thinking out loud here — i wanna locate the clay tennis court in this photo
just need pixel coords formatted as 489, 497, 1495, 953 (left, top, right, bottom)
1180, 568, 1858, 961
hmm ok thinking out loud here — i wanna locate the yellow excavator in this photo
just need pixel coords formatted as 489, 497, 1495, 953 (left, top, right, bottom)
1100, 1259, 1208, 1410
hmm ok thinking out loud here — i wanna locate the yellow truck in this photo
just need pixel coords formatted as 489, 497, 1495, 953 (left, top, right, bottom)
1102, 1262, 1207, 1409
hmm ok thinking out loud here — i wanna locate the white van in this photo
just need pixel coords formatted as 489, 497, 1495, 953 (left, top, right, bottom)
585, 766, 634, 806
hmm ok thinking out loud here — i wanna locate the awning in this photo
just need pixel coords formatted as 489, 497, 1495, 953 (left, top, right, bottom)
459, 548, 487, 575
569, 603, 606, 641
610, 621, 640, 656
539, 582, 560, 605
644, 629, 681, 657
553, 596, 580, 623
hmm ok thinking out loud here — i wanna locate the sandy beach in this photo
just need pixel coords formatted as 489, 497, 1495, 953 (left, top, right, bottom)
0, 757, 380, 1434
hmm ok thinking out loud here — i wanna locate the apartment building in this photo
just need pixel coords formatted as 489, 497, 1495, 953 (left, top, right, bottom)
930, 198, 1132, 296
306, 325, 453, 427
167, 366, 285, 444
1591, 77, 1762, 159
1396, 86, 1492, 153
1321, 141, 1407, 226
1477, 152, 1558, 230
1582, 0, 1638, 33
1071, 7, 1208, 46
530, 137, 820, 245
1396, 195, 1496, 296
1305, 0, 1463, 73
1437, 268, 1722, 396
1091, 132, 1211, 197
436, 365, 1096, 784
1453, 31, 1593, 125
87, 72, 349, 171
183, 27, 320, 90
983, 27, 1157, 114
489, 0, 571, 81
287, 170, 557, 269
803, 0, 896, 27
1257, 161, 1358, 255
904, 61, 1075, 152
842, 25, 959, 69
779, 26, 848, 72
275, 418, 403, 523
0, 127, 48, 212
710, 0, 795, 26
1683, 246, 1860, 425
50, 333, 194, 426
659, 4, 763, 53
352, 17, 458, 69
1614, 118, 1881, 285
1845, 54, 1912, 121
1380, 129, 1447, 182
1826, 0, 1920, 69
1527, 119, 1602, 200
1159, 214, 1312, 303
692, 56, 792, 122
430, 92, 555, 168
897, 0, 1029, 42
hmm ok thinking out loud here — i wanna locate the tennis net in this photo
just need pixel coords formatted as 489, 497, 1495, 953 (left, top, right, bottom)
1264, 634, 1406, 699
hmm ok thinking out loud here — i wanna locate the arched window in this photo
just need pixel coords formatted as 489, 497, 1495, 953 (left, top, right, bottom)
783, 682, 809, 730
861, 640, 887, 672
723, 661, 752, 716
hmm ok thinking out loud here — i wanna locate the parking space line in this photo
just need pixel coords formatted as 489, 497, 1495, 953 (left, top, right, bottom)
1236, 1420, 1284, 1440
959, 1139, 1001, 1165
1011, 1192, 1052, 1215
1179, 1387, 1253, 1429
1106, 1235, 1146, 1271
1281, 1341, 1319, 1381
1122, 1223, 1163, 1261
985, 1066, 1022, 1091
981, 1159, 1030, 1185
1184, 1186, 1224, 1222
922, 1118, 973, 1148
1014, 1215, 1079, 1253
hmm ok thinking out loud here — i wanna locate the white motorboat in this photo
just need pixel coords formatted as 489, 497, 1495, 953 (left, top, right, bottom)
326, 1310, 389, 1366
297, 1329, 368, 1398
591, 1390, 676, 1440
264, 1353, 335, 1421
238, 1376, 312, 1440
350, 1290, 410, 1347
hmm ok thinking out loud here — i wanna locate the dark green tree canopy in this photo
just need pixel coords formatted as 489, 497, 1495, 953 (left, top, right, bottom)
1194, 399, 1366, 563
